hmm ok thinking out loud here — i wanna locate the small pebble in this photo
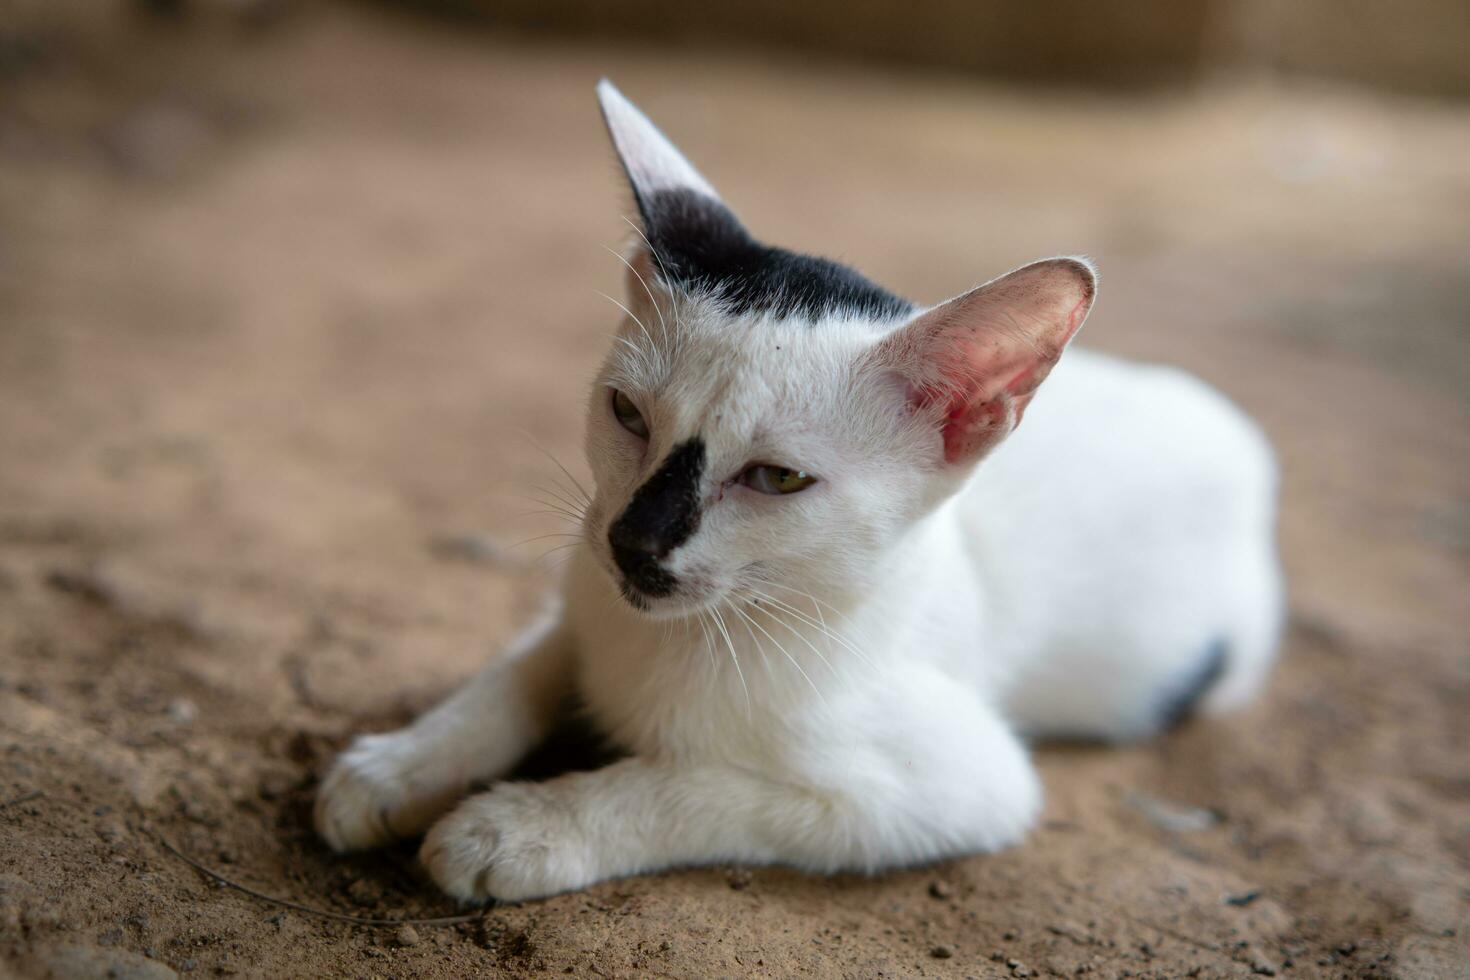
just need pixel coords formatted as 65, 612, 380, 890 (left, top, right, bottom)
930, 944, 954, 959
167, 699, 198, 724
928, 880, 952, 900
395, 924, 420, 947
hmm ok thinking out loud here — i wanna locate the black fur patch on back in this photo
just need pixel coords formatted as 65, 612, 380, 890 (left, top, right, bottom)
637, 188, 913, 322
1155, 638, 1228, 732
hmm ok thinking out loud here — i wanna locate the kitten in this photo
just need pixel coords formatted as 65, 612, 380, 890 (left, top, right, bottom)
314, 81, 1283, 903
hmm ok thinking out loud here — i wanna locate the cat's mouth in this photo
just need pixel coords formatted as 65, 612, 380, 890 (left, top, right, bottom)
617, 580, 654, 612
608, 563, 723, 619
616, 575, 708, 617
587, 530, 723, 617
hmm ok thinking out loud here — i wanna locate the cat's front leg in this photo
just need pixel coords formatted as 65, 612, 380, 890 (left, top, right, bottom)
314, 610, 574, 852
420, 758, 776, 902
421, 685, 1041, 902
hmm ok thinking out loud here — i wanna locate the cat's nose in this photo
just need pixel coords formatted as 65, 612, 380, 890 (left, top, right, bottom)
608, 524, 677, 597
608, 525, 670, 562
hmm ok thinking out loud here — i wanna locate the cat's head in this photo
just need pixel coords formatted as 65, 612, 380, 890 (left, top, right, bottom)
581, 81, 1095, 618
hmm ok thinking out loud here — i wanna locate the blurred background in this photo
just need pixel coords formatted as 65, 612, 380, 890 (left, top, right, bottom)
1, 2, 1467, 978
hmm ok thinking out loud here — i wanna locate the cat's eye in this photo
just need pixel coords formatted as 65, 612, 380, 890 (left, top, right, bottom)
611, 388, 649, 439
740, 464, 817, 495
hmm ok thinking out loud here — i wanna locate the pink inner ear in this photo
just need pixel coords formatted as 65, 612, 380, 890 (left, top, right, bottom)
916, 335, 1032, 465
929, 286, 1092, 463
940, 394, 1011, 464
887, 258, 1095, 467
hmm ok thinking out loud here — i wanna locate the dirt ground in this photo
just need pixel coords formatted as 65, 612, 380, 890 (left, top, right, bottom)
2, 5, 1468, 978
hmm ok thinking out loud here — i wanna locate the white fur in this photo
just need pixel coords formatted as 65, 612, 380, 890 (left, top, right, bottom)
316, 83, 1283, 903
595, 79, 721, 204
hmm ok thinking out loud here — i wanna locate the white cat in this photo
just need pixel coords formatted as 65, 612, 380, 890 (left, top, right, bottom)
314, 81, 1283, 903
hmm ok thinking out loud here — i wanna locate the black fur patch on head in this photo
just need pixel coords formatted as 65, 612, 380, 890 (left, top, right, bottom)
609, 437, 706, 598
637, 188, 913, 323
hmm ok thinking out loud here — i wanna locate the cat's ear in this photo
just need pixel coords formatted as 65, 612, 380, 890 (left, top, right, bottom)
875, 257, 1096, 467
597, 80, 744, 315
596, 79, 723, 221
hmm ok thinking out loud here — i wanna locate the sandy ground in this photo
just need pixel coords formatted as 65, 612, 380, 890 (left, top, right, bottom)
2, 5, 1469, 978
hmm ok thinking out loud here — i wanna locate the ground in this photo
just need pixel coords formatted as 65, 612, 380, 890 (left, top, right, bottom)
2, 5, 1468, 978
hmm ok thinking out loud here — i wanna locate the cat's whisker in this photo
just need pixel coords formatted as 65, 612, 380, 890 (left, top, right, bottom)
543, 552, 580, 572
695, 610, 718, 673
532, 476, 587, 506
603, 244, 670, 339
757, 580, 875, 647
756, 580, 847, 626
542, 472, 593, 512
516, 429, 594, 506
593, 289, 657, 357
731, 601, 825, 704
728, 600, 778, 688
620, 215, 688, 338
529, 484, 589, 521
507, 531, 585, 551
739, 585, 834, 636
612, 335, 655, 376
734, 588, 841, 680
514, 509, 584, 527
740, 589, 842, 675
708, 604, 751, 721
741, 584, 878, 672
520, 489, 586, 518
521, 503, 583, 526
534, 541, 585, 563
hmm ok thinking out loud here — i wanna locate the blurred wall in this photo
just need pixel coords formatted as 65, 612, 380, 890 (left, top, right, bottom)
433, 0, 1218, 88
1221, 0, 1470, 97
4, 0, 1470, 97
414, 0, 1470, 96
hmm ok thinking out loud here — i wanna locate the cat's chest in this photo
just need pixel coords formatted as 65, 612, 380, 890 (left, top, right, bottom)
573, 613, 787, 761
561, 555, 827, 762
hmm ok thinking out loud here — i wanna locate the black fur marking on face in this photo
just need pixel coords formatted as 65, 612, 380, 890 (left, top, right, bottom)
1155, 637, 1228, 732
609, 437, 706, 598
637, 188, 914, 323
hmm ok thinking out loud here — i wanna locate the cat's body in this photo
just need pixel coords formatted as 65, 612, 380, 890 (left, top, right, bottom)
314, 82, 1282, 902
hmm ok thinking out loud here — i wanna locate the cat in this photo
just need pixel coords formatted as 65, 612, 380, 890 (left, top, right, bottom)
314, 80, 1284, 903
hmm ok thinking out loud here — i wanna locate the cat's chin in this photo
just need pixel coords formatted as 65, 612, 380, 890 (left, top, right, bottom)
607, 573, 732, 621
616, 583, 713, 621
587, 548, 718, 620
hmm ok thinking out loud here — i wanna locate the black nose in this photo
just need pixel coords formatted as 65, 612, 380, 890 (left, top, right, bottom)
609, 525, 677, 597
605, 438, 706, 600
608, 524, 670, 562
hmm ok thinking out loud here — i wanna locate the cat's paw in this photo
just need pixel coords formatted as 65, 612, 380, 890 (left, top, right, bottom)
314, 733, 460, 852
420, 783, 591, 904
